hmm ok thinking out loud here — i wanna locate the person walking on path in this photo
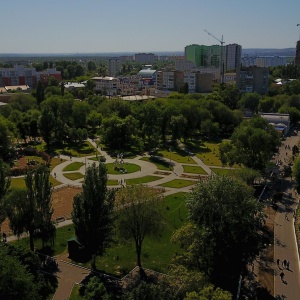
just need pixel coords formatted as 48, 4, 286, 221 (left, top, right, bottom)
282, 259, 287, 269
286, 260, 290, 270
280, 271, 285, 282
277, 258, 281, 268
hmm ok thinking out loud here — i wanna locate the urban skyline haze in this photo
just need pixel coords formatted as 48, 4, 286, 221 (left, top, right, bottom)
1, 0, 300, 54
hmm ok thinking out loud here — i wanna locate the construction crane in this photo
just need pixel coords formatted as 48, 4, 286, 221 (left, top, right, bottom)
204, 29, 225, 84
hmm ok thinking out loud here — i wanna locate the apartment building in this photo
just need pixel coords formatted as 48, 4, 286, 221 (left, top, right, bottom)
92, 76, 120, 96
225, 44, 242, 71
108, 57, 121, 76
134, 53, 157, 63
0, 65, 61, 88
157, 70, 213, 93
237, 66, 269, 94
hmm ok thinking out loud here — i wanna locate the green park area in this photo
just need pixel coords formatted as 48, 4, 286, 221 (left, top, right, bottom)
140, 156, 171, 170
105, 162, 140, 174
182, 164, 207, 174
211, 167, 235, 176
158, 150, 195, 165
63, 162, 84, 172
64, 172, 84, 181
13, 193, 188, 276
126, 175, 162, 185
159, 179, 196, 189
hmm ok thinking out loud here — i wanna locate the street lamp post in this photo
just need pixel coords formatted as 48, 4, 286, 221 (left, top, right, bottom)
169, 147, 172, 169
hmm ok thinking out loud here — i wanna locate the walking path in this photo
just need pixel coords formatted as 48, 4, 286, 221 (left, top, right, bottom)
272, 131, 300, 299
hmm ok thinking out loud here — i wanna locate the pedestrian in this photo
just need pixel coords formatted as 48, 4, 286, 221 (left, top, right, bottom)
285, 213, 289, 220
277, 258, 280, 267
280, 271, 285, 281
286, 260, 290, 270
283, 259, 287, 269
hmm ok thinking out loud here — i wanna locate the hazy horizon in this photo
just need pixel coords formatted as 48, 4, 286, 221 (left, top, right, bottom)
1, 0, 300, 54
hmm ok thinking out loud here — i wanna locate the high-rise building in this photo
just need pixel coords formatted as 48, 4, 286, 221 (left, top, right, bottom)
295, 41, 300, 66
185, 44, 223, 68
108, 57, 121, 76
225, 44, 242, 71
237, 66, 269, 94
134, 53, 157, 63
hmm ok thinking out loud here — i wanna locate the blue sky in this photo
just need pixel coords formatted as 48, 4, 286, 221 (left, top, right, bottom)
1, 0, 300, 53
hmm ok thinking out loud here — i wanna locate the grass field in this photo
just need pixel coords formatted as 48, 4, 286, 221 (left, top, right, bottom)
159, 179, 196, 189
107, 179, 119, 186
126, 175, 163, 185
13, 224, 75, 256
13, 193, 188, 276
63, 162, 84, 172
64, 172, 84, 181
105, 162, 140, 174
58, 141, 96, 157
182, 165, 207, 174
95, 192, 188, 275
158, 150, 195, 165
140, 156, 171, 170
10, 177, 26, 189
211, 167, 235, 176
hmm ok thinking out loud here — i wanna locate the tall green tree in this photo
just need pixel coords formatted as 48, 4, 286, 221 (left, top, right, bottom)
38, 105, 55, 152
293, 157, 300, 191
5, 166, 54, 251
186, 176, 265, 290
116, 185, 164, 267
0, 160, 10, 233
72, 163, 115, 269
36, 81, 45, 106
219, 116, 280, 170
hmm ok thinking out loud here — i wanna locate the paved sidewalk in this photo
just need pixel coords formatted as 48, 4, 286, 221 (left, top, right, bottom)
272, 131, 300, 299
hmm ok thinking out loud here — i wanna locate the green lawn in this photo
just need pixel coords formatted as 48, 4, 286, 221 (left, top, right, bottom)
158, 150, 195, 165
107, 179, 119, 186
10, 177, 26, 189
159, 179, 196, 189
13, 224, 75, 256
126, 175, 162, 185
195, 141, 223, 166
105, 162, 140, 174
63, 162, 84, 172
50, 157, 66, 171
140, 156, 171, 170
182, 165, 207, 175
64, 172, 84, 181
95, 192, 188, 275
211, 167, 235, 176
58, 141, 96, 157
11, 193, 188, 276
69, 284, 82, 300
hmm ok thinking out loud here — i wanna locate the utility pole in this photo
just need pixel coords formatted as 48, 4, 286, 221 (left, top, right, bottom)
204, 29, 225, 84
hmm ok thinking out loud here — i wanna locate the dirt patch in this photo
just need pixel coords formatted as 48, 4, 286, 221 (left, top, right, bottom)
1, 186, 82, 235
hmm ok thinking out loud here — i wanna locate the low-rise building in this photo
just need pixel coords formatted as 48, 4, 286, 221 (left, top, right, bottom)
260, 113, 290, 136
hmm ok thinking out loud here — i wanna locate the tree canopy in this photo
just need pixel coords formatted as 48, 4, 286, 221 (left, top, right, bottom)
72, 163, 115, 269
186, 176, 265, 291
116, 184, 164, 267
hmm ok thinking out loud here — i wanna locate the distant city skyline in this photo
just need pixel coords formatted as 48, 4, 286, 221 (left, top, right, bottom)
1, 0, 300, 54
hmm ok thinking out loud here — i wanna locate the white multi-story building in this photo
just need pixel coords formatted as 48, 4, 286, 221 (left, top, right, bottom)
92, 76, 120, 96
